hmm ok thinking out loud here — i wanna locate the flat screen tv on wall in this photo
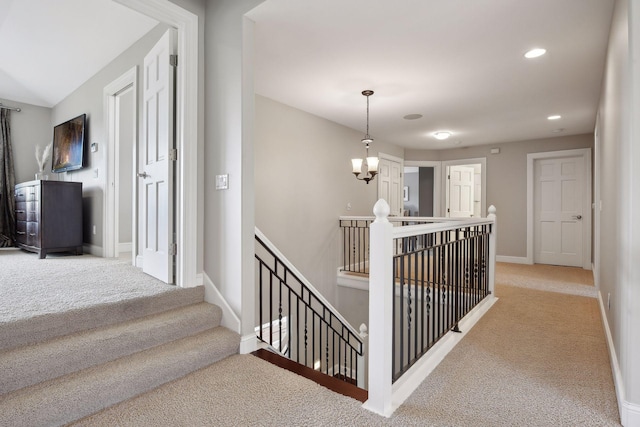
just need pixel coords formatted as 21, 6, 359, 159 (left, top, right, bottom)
51, 114, 86, 173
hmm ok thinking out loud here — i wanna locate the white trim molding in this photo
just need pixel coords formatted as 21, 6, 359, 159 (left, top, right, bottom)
526, 149, 592, 269
598, 289, 640, 426
115, 0, 199, 287
496, 255, 530, 265
203, 272, 241, 334
104, 66, 137, 260
441, 157, 487, 219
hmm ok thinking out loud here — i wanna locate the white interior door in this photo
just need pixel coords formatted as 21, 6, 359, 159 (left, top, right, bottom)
140, 29, 176, 283
534, 156, 584, 267
378, 155, 403, 216
447, 165, 474, 217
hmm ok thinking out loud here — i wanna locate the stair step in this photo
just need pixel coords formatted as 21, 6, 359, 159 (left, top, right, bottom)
0, 285, 205, 352
0, 302, 222, 395
0, 326, 240, 427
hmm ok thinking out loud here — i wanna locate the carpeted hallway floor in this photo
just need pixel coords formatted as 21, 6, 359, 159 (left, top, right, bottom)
67, 263, 619, 427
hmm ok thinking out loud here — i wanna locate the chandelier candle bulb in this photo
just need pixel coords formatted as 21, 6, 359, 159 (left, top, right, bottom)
367, 156, 379, 173
352, 158, 363, 174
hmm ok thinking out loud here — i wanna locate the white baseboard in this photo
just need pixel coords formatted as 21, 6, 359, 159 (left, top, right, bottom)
195, 273, 203, 286
118, 242, 132, 253
597, 289, 638, 426
202, 272, 241, 334
495, 255, 530, 264
83, 243, 103, 257
240, 334, 258, 354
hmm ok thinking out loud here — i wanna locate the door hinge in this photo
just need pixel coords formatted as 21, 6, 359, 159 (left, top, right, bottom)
170, 148, 178, 161
448, 175, 450, 180
447, 208, 450, 213
170, 54, 178, 67
169, 242, 177, 256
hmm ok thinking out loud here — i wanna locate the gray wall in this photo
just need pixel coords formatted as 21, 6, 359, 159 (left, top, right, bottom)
596, 0, 640, 410
51, 24, 169, 250
255, 94, 404, 305
0, 99, 52, 184
406, 133, 594, 258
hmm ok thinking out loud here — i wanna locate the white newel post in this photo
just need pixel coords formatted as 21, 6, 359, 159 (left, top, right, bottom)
487, 205, 497, 295
363, 199, 395, 417
357, 323, 368, 389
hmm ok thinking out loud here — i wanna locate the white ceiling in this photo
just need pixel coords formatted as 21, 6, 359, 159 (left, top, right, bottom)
0, 0, 157, 108
247, 0, 615, 149
0, 1, 614, 150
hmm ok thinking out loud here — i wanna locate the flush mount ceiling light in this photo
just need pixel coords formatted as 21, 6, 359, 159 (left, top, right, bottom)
524, 48, 547, 59
433, 131, 452, 140
351, 90, 379, 184
547, 115, 562, 120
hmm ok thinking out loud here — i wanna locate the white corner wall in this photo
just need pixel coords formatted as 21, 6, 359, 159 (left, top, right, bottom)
596, 0, 640, 424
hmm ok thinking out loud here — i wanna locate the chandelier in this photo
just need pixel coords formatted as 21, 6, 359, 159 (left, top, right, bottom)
351, 90, 379, 184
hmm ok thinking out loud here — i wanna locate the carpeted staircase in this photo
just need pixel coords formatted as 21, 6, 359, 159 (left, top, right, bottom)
0, 286, 240, 427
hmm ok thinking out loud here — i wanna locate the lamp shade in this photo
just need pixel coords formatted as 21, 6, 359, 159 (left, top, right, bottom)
366, 156, 379, 173
351, 158, 363, 174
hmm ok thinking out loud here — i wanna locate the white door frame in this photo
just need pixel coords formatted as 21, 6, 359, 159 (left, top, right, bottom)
112, 0, 199, 287
526, 148, 592, 269
104, 67, 137, 263
441, 158, 487, 218
404, 160, 442, 217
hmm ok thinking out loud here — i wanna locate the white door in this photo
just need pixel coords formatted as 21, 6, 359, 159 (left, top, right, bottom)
534, 156, 584, 267
447, 165, 474, 217
378, 156, 403, 216
140, 29, 176, 283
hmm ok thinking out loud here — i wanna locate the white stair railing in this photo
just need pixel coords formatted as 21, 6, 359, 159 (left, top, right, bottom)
363, 200, 497, 416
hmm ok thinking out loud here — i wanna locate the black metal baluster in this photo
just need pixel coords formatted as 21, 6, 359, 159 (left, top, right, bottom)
269, 268, 273, 347
259, 262, 263, 342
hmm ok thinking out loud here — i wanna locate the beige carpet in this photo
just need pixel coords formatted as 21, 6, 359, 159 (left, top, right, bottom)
0, 250, 176, 323
69, 263, 620, 427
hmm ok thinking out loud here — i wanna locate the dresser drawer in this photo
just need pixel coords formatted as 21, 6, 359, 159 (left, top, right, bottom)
26, 201, 39, 222
15, 188, 28, 202
15, 202, 27, 221
16, 221, 27, 245
27, 222, 40, 247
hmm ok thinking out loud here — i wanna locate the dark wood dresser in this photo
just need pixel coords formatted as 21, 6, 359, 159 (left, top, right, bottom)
15, 180, 83, 259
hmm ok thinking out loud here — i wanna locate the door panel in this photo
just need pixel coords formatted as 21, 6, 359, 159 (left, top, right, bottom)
534, 156, 583, 266
448, 166, 474, 217
378, 156, 403, 216
140, 29, 176, 284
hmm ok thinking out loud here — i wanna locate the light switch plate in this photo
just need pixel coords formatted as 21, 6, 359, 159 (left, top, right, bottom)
216, 174, 229, 190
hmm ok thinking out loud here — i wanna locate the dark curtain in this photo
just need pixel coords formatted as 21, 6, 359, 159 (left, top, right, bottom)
0, 108, 16, 247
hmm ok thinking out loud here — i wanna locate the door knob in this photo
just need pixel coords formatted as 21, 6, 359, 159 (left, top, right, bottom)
572, 214, 582, 220
137, 172, 149, 179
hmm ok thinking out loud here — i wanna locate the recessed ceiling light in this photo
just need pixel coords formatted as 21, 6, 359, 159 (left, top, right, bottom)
433, 131, 452, 140
524, 48, 547, 59
547, 115, 561, 120
403, 114, 423, 120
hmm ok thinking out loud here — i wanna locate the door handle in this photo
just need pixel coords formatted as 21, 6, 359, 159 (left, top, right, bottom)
572, 214, 582, 220
137, 172, 150, 179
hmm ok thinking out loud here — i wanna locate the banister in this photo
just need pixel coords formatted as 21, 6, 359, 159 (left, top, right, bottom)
255, 227, 362, 343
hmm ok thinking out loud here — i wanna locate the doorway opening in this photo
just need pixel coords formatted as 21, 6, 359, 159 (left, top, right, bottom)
105, 67, 137, 265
